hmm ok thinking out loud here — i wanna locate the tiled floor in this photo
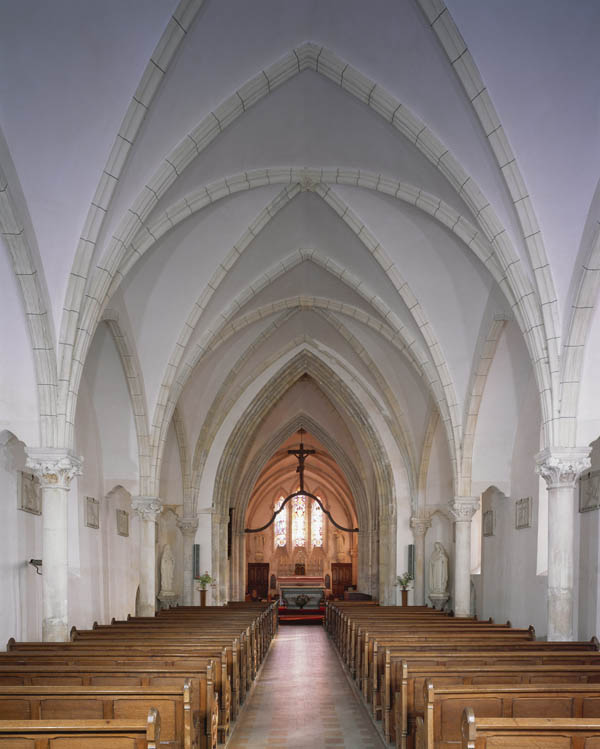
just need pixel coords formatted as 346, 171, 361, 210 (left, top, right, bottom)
227, 624, 385, 749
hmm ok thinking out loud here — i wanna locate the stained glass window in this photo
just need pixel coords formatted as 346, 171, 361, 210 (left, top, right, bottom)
292, 495, 306, 547
274, 496, 286, 548
311, 498, 323, 547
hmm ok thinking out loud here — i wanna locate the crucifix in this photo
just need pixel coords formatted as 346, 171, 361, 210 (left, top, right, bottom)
287, 428, 314, 492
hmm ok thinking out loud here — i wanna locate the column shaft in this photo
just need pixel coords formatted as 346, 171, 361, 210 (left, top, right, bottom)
26, 449, 82, 642
132, 497, 162, 617
410, 516, 431, 606
449, 497, 479, 618
177, 518, 199, 606
537, 448, 591, 641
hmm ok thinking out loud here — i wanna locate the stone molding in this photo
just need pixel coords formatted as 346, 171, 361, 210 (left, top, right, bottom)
132, 496, 162, 523
177, 517, 199, 536
25, 448, 83, 490
536, 447, 591, 489
410, 515, 432, 537
449, 496, 479, 523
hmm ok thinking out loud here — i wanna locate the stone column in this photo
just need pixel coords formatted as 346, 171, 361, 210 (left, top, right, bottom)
536, 447, 591, 641
132, 496, 162, 617
410, 515, 431, 606
177, 516, 198, 606
449, 496, 479, 618
25, 448, 82, 641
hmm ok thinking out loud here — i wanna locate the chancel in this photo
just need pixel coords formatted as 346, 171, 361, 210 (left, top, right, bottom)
1, 1, 600, 745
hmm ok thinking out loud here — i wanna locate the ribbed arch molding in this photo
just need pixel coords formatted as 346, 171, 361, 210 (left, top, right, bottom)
184, 318, 418, 514
416, 0, 560, 440
0, 160, 56, 445
140, 186, 462, 496
63, 40, 550, 453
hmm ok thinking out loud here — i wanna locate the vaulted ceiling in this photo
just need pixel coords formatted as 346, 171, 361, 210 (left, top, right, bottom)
1, 0, 599, 510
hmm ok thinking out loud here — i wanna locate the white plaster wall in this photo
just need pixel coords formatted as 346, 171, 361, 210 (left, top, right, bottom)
578, 438, 600, 640
472, 322, 533, 496
0, 432, 42, 644
0, 238, 39, 445
159, 420, 184, 507
577, 302, 600, 448
83, 323, 139, 491
105, 486, 140, 622
425, 419, 453, 508
476, 365, 546, 635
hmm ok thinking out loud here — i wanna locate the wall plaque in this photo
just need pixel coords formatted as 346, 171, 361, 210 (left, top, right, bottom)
515, 496, 532, 529
85, 496, 100, 529
580, 470, 600, 513
116, 509, 129, 537
18, 471, 41, 515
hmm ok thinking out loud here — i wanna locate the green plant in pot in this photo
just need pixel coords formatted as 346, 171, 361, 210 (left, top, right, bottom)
197, 571, 214, 589
396, 571, 413, 590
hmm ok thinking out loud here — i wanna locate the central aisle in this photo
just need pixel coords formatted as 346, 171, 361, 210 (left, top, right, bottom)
228, 624, 385, 749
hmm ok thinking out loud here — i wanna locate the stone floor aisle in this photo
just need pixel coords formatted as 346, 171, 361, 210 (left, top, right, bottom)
227, 624, 385, 749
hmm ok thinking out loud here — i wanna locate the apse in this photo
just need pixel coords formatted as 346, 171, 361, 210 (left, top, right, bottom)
244, 430, 358, 600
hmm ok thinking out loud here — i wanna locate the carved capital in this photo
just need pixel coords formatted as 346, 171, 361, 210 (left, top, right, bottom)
449, 496, 479, 523
177, 517, 199, 536
132, 496, 162, 523
536, 447, 591, 489
410, 515, 432, 537
25, 448, 82, 490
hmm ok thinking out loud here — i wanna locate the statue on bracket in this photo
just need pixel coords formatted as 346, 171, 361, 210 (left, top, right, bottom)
428, 541, 449, 610
159, 544, 175, 597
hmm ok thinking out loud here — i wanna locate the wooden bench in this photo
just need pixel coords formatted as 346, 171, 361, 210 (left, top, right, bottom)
418, 681, 600, 749
394, 663, 600, 749
0, 706, 159, 748
0, 664, 218, 749
0, 684, 190, 747
461, 708, 600, 748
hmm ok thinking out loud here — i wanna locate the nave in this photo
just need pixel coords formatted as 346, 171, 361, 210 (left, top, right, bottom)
228, 624, 384, 749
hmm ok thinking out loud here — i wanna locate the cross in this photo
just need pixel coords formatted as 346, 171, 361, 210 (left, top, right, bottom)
288, 428, 315, 492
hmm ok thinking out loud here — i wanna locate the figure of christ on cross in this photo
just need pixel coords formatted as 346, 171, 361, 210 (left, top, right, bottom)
287, 428, 315, 492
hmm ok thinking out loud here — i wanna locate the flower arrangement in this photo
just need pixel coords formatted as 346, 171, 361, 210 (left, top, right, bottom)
197, 571, 215, 589
396, 572, 414, 589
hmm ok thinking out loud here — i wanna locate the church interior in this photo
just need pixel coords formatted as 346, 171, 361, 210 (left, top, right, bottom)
1, 1, 600, 745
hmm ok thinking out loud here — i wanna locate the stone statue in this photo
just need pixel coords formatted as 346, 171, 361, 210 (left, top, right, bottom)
254, 533, 265, 561
428, 541, 448, 595
160, 544, 175, 596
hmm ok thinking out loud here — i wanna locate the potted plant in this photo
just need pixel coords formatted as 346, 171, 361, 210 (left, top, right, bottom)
396, 571, 413, 606
197, 571, 214, 607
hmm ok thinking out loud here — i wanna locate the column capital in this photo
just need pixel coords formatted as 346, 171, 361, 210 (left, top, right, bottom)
25, 448, 82, 490
132, 496, 162, 523
177, 516, 199, 536
410, 515, 432, 536
536, 447, 591, 489
449, 496, 479, 522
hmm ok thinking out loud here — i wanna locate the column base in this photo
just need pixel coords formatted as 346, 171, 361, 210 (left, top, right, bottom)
43, 617, 69, 642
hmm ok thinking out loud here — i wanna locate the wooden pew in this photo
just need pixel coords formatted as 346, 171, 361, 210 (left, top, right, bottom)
0, 664, 219, 749
419, 681, 600, 749
0, 684, 190, 748
461, 707, 600, 749
394, 662, 600, 749
0, 706, 159, 748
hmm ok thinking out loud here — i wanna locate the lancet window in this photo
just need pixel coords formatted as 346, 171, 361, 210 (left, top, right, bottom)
274, 496, 287, 548
292, 494, 306, 547
311, 498, 323, 547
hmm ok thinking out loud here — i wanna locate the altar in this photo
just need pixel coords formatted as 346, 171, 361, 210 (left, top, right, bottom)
277, 576, 326, 623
